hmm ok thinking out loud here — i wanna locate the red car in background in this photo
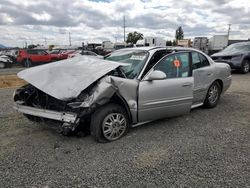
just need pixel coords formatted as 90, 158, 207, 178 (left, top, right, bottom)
17, 49, 59, 67
58, 50, 77, 60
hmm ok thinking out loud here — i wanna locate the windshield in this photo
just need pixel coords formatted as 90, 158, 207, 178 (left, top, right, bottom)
221, 42, 250, 54
105, 50, 149, 79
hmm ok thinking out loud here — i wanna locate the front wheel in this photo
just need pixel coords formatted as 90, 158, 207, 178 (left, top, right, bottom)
204, 81, 221, 108
241, 60, 250, 74
91, 103, 129, 143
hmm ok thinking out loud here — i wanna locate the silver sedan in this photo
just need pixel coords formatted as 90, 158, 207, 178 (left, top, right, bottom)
14, 47, 232, 142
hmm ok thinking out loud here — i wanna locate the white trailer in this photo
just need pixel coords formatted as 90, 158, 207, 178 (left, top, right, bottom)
136, 37, 166, 47
209, 35, 228, 52
102, 41, 114, 51
193, 37, 209, 54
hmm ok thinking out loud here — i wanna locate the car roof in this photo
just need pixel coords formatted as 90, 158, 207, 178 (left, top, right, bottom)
116, 46, 199, 52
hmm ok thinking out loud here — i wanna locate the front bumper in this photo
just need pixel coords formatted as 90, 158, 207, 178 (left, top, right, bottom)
214, 60, 242, 69
13, 103, 78, 124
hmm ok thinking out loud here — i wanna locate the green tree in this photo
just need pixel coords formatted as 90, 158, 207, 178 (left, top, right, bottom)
49, 45, 55, 51
166, 40, 173, 46
126, 31, 143, 44
175, 26, 184, 41
27, 44, 37, 49
172, 40, 177, 46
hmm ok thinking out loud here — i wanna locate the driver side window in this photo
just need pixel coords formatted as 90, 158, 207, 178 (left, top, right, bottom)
154, 52, 190, 79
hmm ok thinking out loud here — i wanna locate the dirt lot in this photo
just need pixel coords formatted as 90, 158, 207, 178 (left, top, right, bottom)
0, 68, 26, 89
0, 73, 250, 187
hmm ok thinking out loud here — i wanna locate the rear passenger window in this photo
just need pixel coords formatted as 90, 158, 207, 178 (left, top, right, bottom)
199, 54, 210, 67
191, 52, 210, 69
27, 50, 38, 55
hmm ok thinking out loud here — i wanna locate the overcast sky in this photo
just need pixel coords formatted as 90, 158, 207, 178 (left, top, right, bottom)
0, 0, 249, 47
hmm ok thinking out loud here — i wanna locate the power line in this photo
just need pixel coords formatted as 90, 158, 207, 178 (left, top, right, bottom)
69, 32, 72, 46
123, 15, 126, 42
227, 24, 231, 45
227, 24, 231, 38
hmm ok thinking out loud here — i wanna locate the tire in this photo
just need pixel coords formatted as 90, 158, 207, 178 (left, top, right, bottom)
24, 59, 32, 67
204, 81, 221, 108
90, 103, 129, 143
240, 60, 250, 74
0, 62, 6, 69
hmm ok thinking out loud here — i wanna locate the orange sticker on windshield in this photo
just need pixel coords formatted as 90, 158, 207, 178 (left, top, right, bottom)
174, 60, 181, 68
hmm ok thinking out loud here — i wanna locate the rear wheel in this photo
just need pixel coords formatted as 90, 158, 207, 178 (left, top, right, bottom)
91, 103, 129, 143
241, 60, 250, 74
204, 81, 221, 108
24, 59, 32, 67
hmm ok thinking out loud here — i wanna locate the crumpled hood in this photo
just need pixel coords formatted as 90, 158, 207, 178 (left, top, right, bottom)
18, 56, 126, 100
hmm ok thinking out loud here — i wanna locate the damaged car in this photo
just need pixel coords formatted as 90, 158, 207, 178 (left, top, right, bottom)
211, 42, 250, 74
0, 55, 13, 68
13, 47, 232, 142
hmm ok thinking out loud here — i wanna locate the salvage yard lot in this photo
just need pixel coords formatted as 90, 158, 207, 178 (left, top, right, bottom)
0, 74, 250, 187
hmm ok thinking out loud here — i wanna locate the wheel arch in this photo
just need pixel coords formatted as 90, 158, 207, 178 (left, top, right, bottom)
243, 55, 250, 62
215, 79, 223, 92
109, 92, 133, 124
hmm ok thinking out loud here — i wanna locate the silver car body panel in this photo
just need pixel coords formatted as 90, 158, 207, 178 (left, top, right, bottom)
17, 56, 127, 100
68, 76, 139, 123
138, 76, 194, 122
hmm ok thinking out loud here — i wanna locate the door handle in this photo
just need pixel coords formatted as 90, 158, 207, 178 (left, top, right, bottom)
182, 82, 192, 87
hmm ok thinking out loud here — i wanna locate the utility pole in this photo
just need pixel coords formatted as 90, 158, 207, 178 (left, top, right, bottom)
69, 32, 72, 46
44, 37, 47, 46
123, 15, 126, 42
227, 24, 231, 45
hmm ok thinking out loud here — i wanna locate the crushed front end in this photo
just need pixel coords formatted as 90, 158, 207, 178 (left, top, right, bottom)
13, 84, 88, 134
12, 75, 123, 135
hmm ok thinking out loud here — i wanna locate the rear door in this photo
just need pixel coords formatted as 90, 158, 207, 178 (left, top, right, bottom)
38, 50, 50, 62
27, 50, 40, 63
138, 52, 194, 122
191, 52, 213, 104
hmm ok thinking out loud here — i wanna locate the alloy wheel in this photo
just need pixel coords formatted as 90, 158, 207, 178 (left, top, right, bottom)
243, 62, 250, 73
208, 85, 219, 104
102, 113, 127, 141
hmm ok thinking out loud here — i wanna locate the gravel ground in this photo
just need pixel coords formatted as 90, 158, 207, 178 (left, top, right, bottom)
0, 73, 250, 187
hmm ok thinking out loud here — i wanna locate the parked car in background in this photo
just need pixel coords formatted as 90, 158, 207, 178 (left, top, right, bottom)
211, 42, 250, 73
58, 50, 77, 60
17, 49, 59, 67
68, 50, 103, 59
14, 47, 231, 142
0, 55, 12, 68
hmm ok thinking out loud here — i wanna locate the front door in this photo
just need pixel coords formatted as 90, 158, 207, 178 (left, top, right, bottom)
138, 52, 194, 122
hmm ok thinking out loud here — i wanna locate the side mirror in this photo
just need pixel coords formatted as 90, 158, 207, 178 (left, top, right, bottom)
146, 70, 167, 81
